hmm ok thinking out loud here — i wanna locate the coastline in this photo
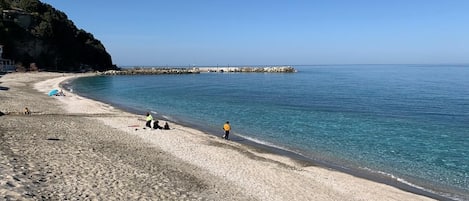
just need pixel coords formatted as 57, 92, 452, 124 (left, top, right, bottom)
0, 72, 439, 200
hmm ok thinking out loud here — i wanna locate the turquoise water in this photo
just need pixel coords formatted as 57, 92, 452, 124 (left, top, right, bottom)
70, 65, 469, 200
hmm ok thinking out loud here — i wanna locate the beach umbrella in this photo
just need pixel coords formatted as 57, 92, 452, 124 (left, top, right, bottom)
48, 89, 59, 96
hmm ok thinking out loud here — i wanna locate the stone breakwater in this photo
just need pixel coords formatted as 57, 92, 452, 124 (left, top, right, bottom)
97, 66, 296, 75
197, 66, 296, 73
97, 68, 200, 75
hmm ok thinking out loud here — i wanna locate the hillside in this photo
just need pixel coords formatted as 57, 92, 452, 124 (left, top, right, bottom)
0, 0, 116, 72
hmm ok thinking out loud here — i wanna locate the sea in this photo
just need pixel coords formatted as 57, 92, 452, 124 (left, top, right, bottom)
68, 64, 469, 200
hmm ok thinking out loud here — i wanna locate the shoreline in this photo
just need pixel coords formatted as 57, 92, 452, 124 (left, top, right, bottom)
66, 73, 457, 200
0, 72, 443, 200
65, 74, 457, 201
61, 73, 453, 200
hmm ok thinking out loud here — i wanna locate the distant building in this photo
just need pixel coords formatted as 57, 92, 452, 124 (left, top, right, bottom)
2, 8, 32, 29
0, 45, 16, 72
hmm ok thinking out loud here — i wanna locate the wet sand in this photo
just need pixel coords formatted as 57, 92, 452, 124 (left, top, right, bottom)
0, 72, 435, 200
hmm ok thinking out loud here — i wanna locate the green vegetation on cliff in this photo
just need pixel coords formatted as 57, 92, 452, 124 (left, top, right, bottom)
0, 0, 116, 72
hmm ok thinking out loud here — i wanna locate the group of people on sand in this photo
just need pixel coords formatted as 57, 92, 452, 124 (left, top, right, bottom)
145, 112, 232, 140
55, 89, 66, 96
145, 112, 170, 130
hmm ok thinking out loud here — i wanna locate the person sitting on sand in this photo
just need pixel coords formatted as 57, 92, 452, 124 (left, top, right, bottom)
145, 112, 153, 128
55, 90, 65, 96
163, 122, 170, 130
24, 107, 31, 115
153, 120, 163, 129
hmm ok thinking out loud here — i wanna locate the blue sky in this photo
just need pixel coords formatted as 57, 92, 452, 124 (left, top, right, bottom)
40, 0, 469, 66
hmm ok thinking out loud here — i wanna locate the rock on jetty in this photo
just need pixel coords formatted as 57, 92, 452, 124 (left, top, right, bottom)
97, 66, 297, 75
198, 66, 296, 73
97, 68, 200, 75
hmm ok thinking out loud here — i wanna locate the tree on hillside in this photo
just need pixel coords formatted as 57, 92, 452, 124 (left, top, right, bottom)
12, 0, 39, 12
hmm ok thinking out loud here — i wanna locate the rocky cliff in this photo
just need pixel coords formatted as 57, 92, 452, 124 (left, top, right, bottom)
0, 0, 117, 72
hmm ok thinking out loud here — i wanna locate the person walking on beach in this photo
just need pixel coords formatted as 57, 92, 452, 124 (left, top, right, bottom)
222, 121, 231, 140
145, 112, 153, 128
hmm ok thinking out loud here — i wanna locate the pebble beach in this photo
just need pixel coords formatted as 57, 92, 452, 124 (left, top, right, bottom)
0, 72, 435, 201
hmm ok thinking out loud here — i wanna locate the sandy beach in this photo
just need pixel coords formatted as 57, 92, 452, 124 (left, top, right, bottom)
0, 72, 436, 201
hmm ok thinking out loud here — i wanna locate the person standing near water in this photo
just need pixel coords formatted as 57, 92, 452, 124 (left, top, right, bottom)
145, 112, 153, 128
223, 121, 231, 140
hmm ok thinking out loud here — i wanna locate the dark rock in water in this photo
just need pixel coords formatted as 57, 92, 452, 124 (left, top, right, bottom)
0, 111, 4, 116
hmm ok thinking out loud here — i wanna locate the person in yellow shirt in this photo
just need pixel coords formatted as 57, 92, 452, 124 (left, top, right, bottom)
145, 112, 153, 128
223, 121, 231, 140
